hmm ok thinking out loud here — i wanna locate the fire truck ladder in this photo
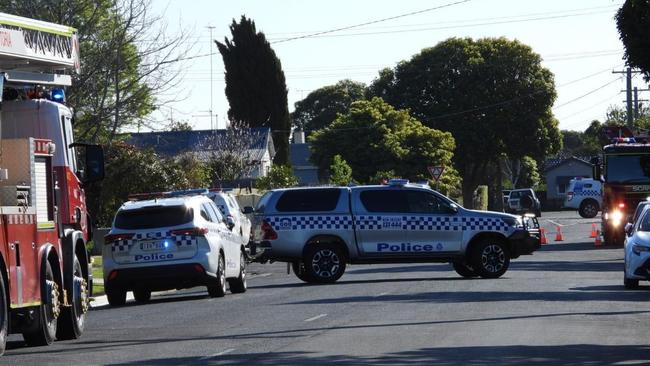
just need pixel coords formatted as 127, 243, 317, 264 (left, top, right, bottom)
0, 12, 79, 75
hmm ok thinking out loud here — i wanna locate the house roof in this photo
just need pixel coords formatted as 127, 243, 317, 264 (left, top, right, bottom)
126, 128, 275, 158
544, 156, 593, 173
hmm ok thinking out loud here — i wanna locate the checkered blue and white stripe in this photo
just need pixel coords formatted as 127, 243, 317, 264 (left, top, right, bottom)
355, 215, 508, 232
109, 232, 197, 252
267, 215, 508, 232
268, 216, 353, 230
575, 190, 600, 197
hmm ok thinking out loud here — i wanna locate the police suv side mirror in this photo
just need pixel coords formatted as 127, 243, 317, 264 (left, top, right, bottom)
225, 216, 236, 230
448, 204, 459, 214
242, 206, 254, 214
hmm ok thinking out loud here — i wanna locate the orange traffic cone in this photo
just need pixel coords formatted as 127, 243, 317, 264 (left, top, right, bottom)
555, 225, 564, 241
594, 230, 603, 247
590, 223, 598, 238
540, 228, 548, 245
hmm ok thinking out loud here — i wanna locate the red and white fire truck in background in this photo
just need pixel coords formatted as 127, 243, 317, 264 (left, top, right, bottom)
0, 13, 104, 353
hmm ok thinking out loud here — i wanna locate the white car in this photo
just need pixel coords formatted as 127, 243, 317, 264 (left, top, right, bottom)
103, 189, 247, 306
624, 203, 650, 289
208, 190, 252, 246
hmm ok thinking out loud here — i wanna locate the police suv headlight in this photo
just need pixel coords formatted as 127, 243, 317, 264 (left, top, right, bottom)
501, 217, 522, 228
632, 243, 650, 256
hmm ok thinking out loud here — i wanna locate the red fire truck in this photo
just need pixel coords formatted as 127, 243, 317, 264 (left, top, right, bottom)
597, 126, 650, 246
0, 13, 104, 353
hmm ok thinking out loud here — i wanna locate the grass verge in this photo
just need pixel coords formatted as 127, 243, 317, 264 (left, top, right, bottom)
91, 256, 104, 296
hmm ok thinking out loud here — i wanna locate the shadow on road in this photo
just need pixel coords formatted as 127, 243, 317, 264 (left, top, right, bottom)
100, 344, 650, 366
6, 310, 650, 362
509, 260, 621, 272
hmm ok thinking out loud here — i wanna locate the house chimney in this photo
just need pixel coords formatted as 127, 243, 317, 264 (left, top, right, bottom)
294, 129, 305, 144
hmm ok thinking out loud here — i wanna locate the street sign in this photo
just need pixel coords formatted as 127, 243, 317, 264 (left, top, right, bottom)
427, 166, 444, 182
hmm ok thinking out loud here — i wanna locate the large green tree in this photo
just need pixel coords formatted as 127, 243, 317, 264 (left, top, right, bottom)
292, 79, 367, 133
310, 97, 461, 195
216, 16, 291, 164
368, 37, 561, 206
616, 0, 650, 81
2, 0, 190, 143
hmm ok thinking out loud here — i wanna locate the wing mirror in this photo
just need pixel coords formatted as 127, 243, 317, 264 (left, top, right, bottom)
225, 216, 236, 230
625, 223, 633, 236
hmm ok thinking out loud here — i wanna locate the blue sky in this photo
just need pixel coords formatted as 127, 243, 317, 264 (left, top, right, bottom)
150, 0, 638, 132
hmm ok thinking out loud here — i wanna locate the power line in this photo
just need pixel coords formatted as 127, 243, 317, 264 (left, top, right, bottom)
552, 77, 622, 110
271, 0, 473, 44
269, 7, 618, 41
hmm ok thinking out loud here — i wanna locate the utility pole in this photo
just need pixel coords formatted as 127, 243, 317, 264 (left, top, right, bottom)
614, 67, 644, 127
207, 25, 216, 130
634, 87, 650, 119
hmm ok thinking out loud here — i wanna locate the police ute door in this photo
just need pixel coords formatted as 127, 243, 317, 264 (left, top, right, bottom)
404, 189, 463, 254
353, 188, 408, 257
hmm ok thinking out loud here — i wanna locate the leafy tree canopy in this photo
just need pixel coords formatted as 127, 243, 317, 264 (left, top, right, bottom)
617, 0, 650, 81
368, 37, 561, 206
292, 79, 367, 133
216, 16, 291, 164
255, 165, 298, 190
329, 155, 353, 186
310, 97, 461, 195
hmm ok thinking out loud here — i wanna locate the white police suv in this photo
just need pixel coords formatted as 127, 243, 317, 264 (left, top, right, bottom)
103, 189, 247, 306
251, 180, 540, 283
207, 190, 253, 246
564, 178, 602, 218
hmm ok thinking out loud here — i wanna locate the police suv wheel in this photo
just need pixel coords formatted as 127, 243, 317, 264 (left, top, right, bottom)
305, 244, 346, 283
471, 239, 510, 279
579, 200, 599, 219
106, 284, 127, 306
207, 255, 226, 298
133, 288, 152, 303
228, 252, 248, 293
452, 260, 478, 278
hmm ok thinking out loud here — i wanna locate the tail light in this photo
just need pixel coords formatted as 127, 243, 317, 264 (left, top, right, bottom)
261, 220, 278, 240
618, 203, 626, 209
566, 192, 574, 201
105, 233, 134, 243
171, 227, 209, 236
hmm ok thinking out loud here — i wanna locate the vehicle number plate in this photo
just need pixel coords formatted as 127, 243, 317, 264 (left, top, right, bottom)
140, 241, 164, 251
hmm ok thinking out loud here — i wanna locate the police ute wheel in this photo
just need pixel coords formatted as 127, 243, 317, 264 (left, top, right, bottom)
228, 251, 248, 294
579, 199, 599, 219
291, 262, 316, 283
470, 239, 510, 279
304, 244, 347, 284
23, 260, 59, 346
207, 255, 226, 298
452, 260, 478, 278
106, 284, 127, 306
133, 288, 152, 303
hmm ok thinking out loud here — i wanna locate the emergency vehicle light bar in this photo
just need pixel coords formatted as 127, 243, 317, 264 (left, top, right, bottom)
388, 179, 409, 186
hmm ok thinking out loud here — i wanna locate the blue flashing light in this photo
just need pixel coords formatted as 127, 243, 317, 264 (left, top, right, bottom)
51, 88, 65, 103
163, 240, 170, 249
388, 179, 409, 186
166, 188, 209, 198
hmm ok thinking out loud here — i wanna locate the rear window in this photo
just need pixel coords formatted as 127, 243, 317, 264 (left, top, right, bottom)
275, 189, 341, 212
114, 205, 193, 230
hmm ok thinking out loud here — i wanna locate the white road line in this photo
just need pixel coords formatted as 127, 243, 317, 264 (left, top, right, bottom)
304, 313, 327, 322
545, 219, 581, 227
375, 292, 390, 297
199, 348, 236, 361
250, 273, 272, 279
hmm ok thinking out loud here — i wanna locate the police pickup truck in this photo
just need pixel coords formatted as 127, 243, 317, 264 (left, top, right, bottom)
251, 180, 540, 283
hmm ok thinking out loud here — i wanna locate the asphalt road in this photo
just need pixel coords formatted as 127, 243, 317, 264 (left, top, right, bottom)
4, 210, 650, 365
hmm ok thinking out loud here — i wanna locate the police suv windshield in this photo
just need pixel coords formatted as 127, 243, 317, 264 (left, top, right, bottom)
114, 205, 193, 230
